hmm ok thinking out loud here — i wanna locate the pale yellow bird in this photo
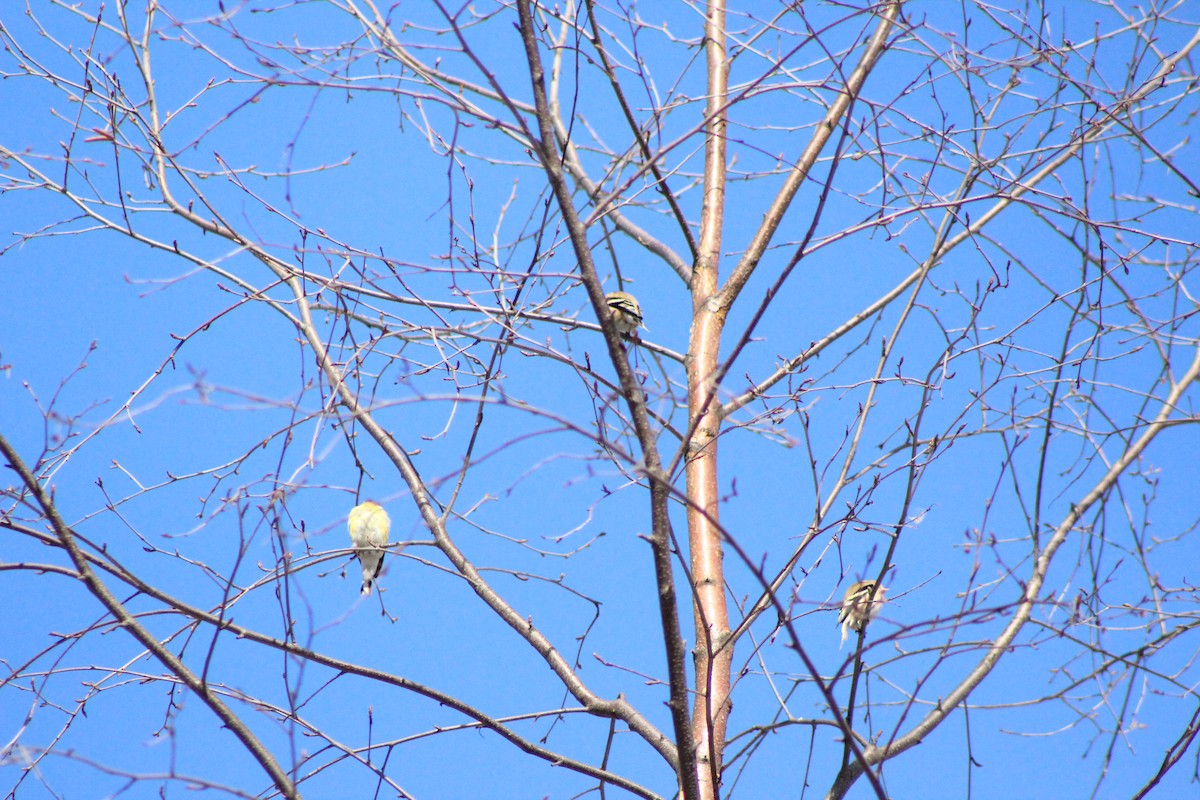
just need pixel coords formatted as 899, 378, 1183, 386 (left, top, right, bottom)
838, 579, 886, 647
604, 291, 645, 336
348, 500, 391, 596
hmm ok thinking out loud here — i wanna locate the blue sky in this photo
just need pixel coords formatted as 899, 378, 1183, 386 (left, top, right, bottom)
3, 2, 1200, 799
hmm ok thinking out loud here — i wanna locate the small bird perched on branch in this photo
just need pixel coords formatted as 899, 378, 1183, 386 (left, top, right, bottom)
348, 500, 391, 596
838, 579, 886, 647
604, 291, 645, 337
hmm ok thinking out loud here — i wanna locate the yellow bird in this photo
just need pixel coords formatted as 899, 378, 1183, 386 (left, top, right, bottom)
838, 579, 886, 647
604, 291, 645, 336
348, 500, 391, 596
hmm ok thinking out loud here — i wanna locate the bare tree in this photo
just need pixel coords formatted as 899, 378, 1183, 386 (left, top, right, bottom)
3, 2, 1199, 799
